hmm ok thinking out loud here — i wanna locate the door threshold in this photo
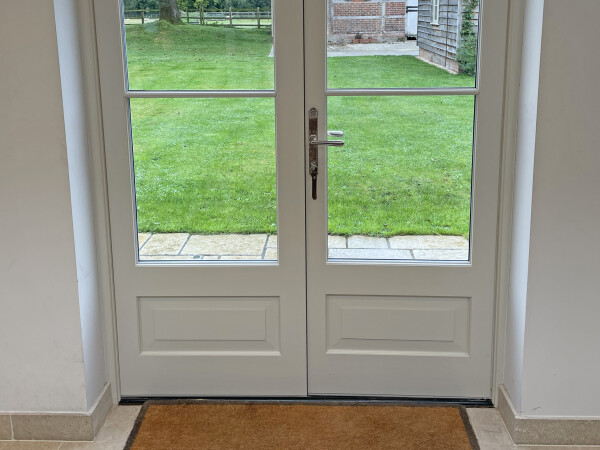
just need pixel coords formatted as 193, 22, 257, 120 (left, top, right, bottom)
120, 396, 493, 407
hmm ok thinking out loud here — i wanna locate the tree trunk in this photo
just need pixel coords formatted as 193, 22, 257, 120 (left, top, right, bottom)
159, 0, 181, 23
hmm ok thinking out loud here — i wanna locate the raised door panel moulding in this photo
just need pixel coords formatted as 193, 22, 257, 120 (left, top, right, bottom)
139, 297, 280, 355
327, 295, 470, 356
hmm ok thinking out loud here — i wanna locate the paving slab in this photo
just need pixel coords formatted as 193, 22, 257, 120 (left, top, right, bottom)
328, 235, 347, 248
389, 235, 468, 250
347, 235, 388, 249
218, 255, 264, 261
138, 233, 151, 249
183, 234, 267, 256
139, 255, 199, 261
412, 249, 469, 261
140, 233, 189, 255
266, 235, 277, 248
328, 248, 412, 260
327, 41, 419, 57
264, 248, 278, 260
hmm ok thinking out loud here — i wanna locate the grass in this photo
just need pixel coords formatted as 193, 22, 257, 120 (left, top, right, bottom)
126, 22, 475, 236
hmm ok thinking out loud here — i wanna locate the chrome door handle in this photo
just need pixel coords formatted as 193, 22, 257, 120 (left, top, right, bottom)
309, 135, 345, 147
308, 108, 345, 200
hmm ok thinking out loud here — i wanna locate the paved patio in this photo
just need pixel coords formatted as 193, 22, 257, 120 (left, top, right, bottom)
138, 233, 469, 261
270, 40, 419, 58
327, 40, 419, 57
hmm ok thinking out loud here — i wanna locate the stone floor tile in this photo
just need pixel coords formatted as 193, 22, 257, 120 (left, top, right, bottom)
0, 416, 11, 440
413, 249, 469, 261
266, 235, 277, 248
327, 235, 347, 249
137, 233, 151, 249
59, 406, 140, 450
183, 234, 267, 256
517, 447, 600, 450
347, 235, 388, 249
0, 443, 61, 450
467, 408, 516, 449
389, 235, 469, 250
264, 248, 277, 260
328, 248, 412, 260
139, 233, 189, 256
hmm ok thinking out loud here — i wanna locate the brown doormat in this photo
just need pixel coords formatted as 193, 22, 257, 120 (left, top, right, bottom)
125, 400, 479, 449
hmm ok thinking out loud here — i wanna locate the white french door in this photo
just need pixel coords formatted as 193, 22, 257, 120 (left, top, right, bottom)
304, 0, 508, 397
95, 0, 508, 398
95, 0, 307, 396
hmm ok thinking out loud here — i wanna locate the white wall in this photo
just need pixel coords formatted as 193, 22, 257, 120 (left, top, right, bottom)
504, 0, 600, 417
0, 0, 106, 413
520, 0, 600, 417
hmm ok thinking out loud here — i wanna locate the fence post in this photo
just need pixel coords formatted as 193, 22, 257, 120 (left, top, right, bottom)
257, 7, 260, 28
186, 8, 189, 23
200, 7, 204, 25
229, 6, 233, 27
141, 10, 145, 25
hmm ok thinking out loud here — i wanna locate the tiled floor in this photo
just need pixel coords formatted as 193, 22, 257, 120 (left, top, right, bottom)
138, 233, 470, 261
1, 406, 597, 449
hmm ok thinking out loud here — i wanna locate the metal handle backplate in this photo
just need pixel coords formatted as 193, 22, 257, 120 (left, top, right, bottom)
308, 107, 344, 200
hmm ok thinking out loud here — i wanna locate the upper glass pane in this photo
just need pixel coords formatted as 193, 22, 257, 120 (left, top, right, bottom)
327, 0, 479, 89
123, 1, 273, 90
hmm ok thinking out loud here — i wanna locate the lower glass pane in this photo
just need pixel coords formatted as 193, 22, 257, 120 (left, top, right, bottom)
131, 98, 277, 262
327, 95, 474, 261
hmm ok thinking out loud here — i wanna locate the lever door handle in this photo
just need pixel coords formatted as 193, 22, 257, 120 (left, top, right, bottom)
308, 108, 345, 200
309, 135, 345, 147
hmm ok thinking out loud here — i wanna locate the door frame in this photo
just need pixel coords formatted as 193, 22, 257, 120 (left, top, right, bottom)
79, 0, 525, 404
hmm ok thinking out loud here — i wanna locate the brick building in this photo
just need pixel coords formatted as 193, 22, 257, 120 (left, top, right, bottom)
327, 0, 409, 43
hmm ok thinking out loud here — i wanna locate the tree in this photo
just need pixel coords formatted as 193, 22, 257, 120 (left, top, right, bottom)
177, 0, 208, 10
159, 0, 181, 23
124, 0, 159, 9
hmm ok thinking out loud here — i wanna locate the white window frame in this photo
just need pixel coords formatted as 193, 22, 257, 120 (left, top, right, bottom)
431, 0, 440, 25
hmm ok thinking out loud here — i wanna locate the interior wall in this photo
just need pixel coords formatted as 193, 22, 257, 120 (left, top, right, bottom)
54, 0, 108, 410
0, 0, 88, 412
519, 0, 600, 417
503, 0, 600, 418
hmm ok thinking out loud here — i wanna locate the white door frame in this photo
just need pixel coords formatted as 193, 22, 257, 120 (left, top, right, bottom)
82, 0, 525, 403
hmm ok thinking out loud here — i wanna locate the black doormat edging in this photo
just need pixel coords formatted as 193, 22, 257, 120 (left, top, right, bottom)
120, 395, 493, 407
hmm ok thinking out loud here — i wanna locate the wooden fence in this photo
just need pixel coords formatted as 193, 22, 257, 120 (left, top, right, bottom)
123, 8, 272, 28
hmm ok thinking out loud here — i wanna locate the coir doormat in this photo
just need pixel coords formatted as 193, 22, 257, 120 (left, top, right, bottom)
125, 400, 479, 449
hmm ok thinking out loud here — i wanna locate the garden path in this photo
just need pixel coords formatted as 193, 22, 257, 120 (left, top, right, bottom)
138, 233, 468, 261
269, 40, 418, 58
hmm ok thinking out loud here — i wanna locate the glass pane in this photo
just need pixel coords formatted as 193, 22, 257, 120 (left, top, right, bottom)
132, 98, 277, 262
327, 0, 479, 89
123, 1, 273, 90
327, 96, 474, 261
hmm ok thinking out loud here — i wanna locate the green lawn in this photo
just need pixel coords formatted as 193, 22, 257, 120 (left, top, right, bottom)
126, 22, 475, 237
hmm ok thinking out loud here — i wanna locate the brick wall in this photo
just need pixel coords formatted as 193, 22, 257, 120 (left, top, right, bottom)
328, 0, 407, 43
